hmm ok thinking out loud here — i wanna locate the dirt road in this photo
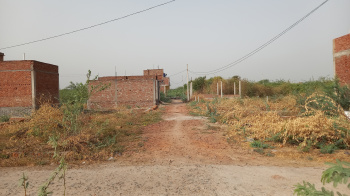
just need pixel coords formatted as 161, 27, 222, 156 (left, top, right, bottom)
0, 100, 344, 195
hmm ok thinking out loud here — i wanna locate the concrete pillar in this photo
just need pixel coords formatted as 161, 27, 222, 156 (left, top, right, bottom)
31, 63, 36, 109
234, 82, 236, 95
217, 83, 219, 95
239, 80, 242, 98
153, 79, 156, 105
157, 81, 160, 104
190, 82, 193, 99
220, 81, 223, 98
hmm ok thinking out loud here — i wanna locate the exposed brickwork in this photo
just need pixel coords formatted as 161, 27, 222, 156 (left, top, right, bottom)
116, 78, 156, 107
88, 76, 160, 110
88, 80, 117, 109
0, 71, 32, 107
143, 69, 164, 77
334, 34, 350, 53
163, 77, 170, 86
333, 34, 350, 85
0, 56, 59, 117
143, 69, 170, 94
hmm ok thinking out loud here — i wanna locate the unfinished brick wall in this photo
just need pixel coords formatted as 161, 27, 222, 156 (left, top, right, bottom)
0, 58, 59, 117
34, 61, 59, 105
333, 33, 350, 85
143, 69, 164, 77
143, 69, 171, 94
0, 61, 32, 108
88, 80, 117, 109
88, 76, 160, 110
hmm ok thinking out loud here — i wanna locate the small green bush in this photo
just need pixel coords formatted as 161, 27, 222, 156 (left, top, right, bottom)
294, 160, 350, 196
0, 115, 10, 122
160, 92, 171, 103
250, 140, 272, 149
320, 144, 337, 154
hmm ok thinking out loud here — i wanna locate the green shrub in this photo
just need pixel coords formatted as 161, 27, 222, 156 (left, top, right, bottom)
0, 115, 10, 122
160, 92, 171, 103
320, 144, 337, 154
250, 140, 272, 149
294, 160, 350, 196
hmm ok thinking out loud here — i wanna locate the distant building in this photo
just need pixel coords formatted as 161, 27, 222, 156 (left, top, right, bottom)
143, 69, 170, 94
333, 33, 350, 85
0, 53, 59, 117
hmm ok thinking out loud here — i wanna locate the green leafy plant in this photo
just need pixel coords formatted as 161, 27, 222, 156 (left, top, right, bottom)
320, 144, 338, 154
19, 173, 29, 196
160, 92, 171, 103
60, 70, 110, 134
0, 115, 10, 122
294, 160, 350, 196
250, 140, 272, 149
38, 157, 67, 196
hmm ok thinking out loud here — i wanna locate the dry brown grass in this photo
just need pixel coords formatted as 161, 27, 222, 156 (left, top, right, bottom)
0, 104, 162, 166
189, 95, 350, 162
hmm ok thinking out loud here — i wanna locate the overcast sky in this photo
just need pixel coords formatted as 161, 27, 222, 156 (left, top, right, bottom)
1, 0, 349, 89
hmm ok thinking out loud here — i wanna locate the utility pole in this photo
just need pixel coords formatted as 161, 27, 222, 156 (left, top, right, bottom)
187, 64, 189, 101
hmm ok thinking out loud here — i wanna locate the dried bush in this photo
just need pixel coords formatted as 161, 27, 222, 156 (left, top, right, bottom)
189, 94, 350, 152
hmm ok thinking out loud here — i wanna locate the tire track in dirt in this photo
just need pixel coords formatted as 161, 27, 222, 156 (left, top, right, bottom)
120, 99, 266, 166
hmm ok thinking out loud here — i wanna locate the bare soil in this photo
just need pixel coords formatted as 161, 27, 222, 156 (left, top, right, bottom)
0, 100, 348, 195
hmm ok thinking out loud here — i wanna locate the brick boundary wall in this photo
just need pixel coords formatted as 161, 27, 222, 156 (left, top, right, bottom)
88, 76, 160, 110
333, 33, 350, 85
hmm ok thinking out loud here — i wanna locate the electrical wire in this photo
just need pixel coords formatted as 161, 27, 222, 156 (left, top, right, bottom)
168, 69, 186, 77
190, 0, 329, 75
0, 0, 176, 50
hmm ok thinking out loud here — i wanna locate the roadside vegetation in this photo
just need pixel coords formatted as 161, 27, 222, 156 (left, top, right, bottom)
294, 160, 350, 196
163, 86, 187, 102
188, 77, 350, 161
0, 71, 162, 167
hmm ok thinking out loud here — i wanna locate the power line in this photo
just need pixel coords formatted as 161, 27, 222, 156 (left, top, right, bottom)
190, 0, 329, 75
168, 69, 186, 77
0, 0, 176, 50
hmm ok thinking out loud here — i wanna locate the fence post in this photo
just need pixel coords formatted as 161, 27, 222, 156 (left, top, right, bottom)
221, 81, 223, 98
234, 82, 236, 95
239, 80, 242, 98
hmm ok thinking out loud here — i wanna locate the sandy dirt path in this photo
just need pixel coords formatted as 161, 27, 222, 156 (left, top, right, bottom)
0, 100, 345, 195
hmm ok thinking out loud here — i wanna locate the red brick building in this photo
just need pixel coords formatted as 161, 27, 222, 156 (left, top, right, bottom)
88, 75, 162, 110
143, 69, 170, 94
0, 53, 59, 117
333, 33, 350, 85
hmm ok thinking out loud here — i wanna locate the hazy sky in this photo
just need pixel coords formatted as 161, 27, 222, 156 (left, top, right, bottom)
1, 0, 350, 88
